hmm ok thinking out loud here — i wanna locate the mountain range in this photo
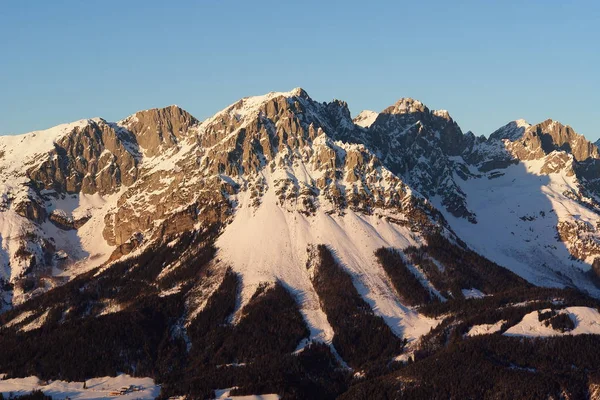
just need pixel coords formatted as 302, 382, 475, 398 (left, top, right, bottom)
2, 88, 600, 399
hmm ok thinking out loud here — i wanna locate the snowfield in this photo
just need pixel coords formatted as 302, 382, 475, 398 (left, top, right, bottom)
217, 168, 439, 345
462, 288, 486, 299
504, 307, 600, 337
45, 190, 125, 277
437, 158, 600, 297
214, 388, 280, 400
353, 110, 379, 128
0, 374, 160, 399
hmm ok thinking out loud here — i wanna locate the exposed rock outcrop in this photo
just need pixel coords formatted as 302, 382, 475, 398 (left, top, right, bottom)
27, 119, 140, 195
120, 105, 198, 157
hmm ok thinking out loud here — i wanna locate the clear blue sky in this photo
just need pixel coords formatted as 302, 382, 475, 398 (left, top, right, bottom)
1, 1, 599, 139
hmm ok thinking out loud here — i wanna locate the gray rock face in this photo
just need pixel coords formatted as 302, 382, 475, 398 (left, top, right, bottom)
27, 119, 140, 195
13, 190, 47, 223
331, 97, 479, 222
120, 105, 198, 157
331, 101, 600, 230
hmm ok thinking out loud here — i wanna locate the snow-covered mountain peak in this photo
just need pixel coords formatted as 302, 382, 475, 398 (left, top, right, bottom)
287, 86, 310, 98
489, 119, 531, 141
205, 88, 312, 124
353, 110, 378, 128
195, 89, 359, 174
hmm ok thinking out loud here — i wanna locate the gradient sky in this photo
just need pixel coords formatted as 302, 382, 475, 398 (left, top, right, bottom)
1, 1, 599, 140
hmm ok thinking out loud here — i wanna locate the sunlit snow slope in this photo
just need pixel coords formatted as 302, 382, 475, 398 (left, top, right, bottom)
437, 158, 600, 297
217, 169, 438, 344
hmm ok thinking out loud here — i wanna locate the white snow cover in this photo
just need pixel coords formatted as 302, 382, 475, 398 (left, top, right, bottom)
436, 157, 600, 296
462, 288, 486, 299
46, 190, 124, 275
0, 374, 160, 399
490, 119, 531, 140
353, 110, 379, 128
0, 119, 94, 174
4, 189, 124, 306
217, 170, 438, 345
514, 118, 531, 129
0, 210, 40, 283
467, 320, 506, 337
20, 309, 50, 332
504, 307, 600, 337
214, 388, 280, 400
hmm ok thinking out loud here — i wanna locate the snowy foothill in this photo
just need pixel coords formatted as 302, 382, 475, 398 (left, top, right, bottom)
504, 307, 600, 337
0, 374, 160, 399
466, 320, 506, 337
213, 388, 280, 400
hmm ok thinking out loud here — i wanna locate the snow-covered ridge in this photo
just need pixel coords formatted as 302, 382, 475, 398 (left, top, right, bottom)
489, 119, 531, 141
0, 374, 160, 399
202, 87, 308, 127
0, 119, 96, 173
353, 110, 378, 128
